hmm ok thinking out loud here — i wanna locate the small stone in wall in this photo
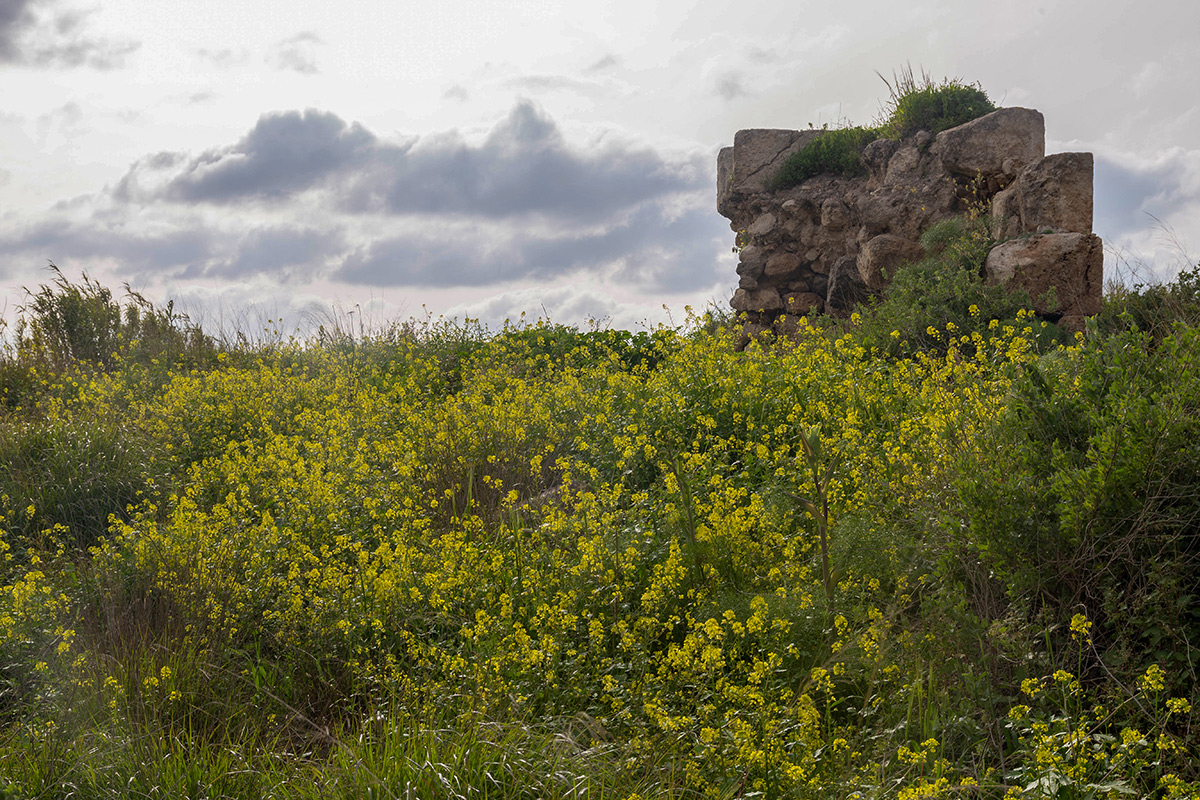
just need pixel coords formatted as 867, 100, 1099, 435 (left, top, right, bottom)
764, 251, 803, 277
731, 286, 785, 313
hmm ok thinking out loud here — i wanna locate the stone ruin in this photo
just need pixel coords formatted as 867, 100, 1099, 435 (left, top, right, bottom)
717, 107, 1102, 337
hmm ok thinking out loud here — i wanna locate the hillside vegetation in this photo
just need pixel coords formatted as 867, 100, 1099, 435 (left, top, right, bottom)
1, 253, 1199, 798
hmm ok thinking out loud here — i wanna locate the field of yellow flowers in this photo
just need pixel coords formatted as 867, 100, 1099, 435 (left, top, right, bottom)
1, 268, 1198, 798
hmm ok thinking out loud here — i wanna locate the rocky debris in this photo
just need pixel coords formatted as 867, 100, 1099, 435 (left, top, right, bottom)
718, 106, 1101, 338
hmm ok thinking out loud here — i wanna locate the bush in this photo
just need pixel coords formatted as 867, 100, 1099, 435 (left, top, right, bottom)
771, 68, 996, 191
769, 126, 878, 189
854, 215, 1055, 356
876, 65, 995, 140
15, 264, 215, 374
1093, 262, 1200, 339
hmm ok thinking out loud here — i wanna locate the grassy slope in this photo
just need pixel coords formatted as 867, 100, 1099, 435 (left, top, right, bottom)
1, 266, 1199, 799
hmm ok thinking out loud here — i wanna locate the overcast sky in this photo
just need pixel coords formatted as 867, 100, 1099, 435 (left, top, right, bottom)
2, 0, 1197, 333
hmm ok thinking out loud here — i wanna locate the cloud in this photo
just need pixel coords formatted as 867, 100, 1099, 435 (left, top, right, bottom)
206, 225, 346, 281
714, 72, 748, 101
583, 54, 618, 74
0, 0, 138, 69
1094, 150, 1200, 241
3, 102, 726, 296
267, 30, 322, 74
334, 204, 728, 293
119, 110, 378, 203
0, 0, 36, 61
119, 100, 707, 223
0, 216, 218, 280
193, 47, 250, 68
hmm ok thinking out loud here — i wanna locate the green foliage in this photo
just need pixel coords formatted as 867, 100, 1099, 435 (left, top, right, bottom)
769, 126, 878, 189
0, 417, 158, 550
854, 214, 1060, 356
1094, 261, 1200, 339
875, 65, 996, 140
953, 324, 1200, 689
14, 264, 215, 375
2, 272, 1199, 798
771, 67, 995, 190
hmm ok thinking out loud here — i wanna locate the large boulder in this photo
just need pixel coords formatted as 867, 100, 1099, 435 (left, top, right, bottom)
720, 129, 821, 199
991, 152, 1094, 240
985, 232, 1103, 317
931, 107, 1045, 181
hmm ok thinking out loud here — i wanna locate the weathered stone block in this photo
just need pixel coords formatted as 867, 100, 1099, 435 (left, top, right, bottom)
764, 251, 803, 277
729, 129, 820, 195
748, 212, 778, 237
783, 292, 824, 315
991, 152, 1093, 240
717, 146, 735, 217
932, 107, 1044, 180
883, 146, 923, 187
985, 232, 1103, 316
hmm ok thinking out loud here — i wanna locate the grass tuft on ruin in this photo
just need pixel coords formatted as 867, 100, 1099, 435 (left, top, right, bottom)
770, 67, 997, 190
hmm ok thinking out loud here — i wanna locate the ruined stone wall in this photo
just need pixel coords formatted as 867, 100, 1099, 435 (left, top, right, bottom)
717, 108, 1102, 335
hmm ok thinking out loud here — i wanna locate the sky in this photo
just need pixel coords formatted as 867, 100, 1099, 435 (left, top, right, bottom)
1, 0, 1198, 335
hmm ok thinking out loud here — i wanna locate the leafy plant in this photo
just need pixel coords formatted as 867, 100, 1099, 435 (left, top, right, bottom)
771, 67, 996, 190
854, 214, 1053, 356
769, 126, 878, 189
875, 65, 996, 140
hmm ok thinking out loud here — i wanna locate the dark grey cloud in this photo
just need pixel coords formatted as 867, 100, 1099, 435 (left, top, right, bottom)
335, 204, 727, 293
120, 100, 706, 223
147, 110, 377, 203
0, 0, 138, 69
205, 225, 345, 280
0, 0, 37, 61
4, 102, 722, 294
268, 31, 321, 74
0, 217, 217, 280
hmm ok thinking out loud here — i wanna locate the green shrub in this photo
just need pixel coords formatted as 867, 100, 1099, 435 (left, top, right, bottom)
769, 126, 878, 189
15, 265, 215, 374
854, 215, 1053, 356
876, 66, 995, 140
771, 68, 996, 191
951, 325, 1200, 692
1093, 262, 1200, 339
